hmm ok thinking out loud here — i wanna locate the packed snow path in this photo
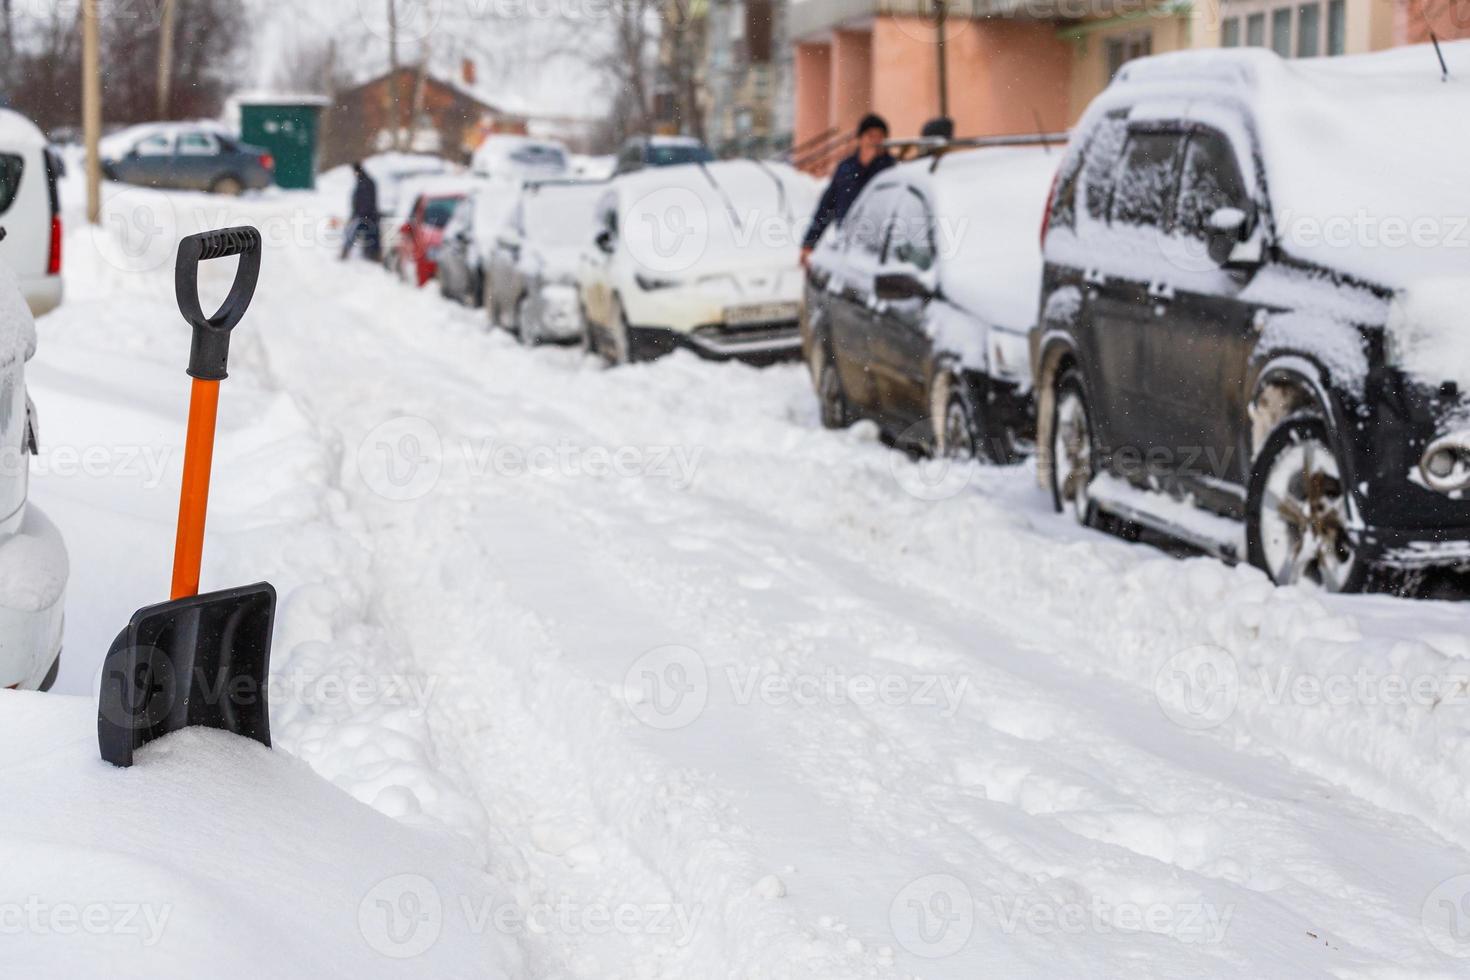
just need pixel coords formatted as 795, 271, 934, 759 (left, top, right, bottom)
30, 184, 1470, 977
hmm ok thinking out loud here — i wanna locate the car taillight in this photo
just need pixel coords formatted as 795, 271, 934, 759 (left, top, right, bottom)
260, 154, 274, 171
1040, 167, 1060, 249
47, 214, 62, 276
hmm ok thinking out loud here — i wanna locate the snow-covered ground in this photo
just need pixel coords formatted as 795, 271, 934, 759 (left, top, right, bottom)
7, 176, 1470, 977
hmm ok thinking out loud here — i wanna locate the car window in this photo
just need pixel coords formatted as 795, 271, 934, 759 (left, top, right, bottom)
1109, 131, 1184, 230
135, 132, 173, 156
843, 184, 896, 257
0, 154, 23, 215
422, 197, 460, 228
1080, 112, 1128, 223
177, 132, 218, 156
1174, 130, 1248, 239
647, 144, 713, 167
885, 187, 936, 272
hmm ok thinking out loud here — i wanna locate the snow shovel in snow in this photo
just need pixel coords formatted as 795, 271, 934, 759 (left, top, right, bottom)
98, 227, 277, 768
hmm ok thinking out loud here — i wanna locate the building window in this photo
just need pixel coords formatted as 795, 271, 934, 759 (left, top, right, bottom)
1106, 32, 1154, 81
1246, 12, 1266, 46
1327, 0, 1346, 54
1297, 2, 1321, 55
1271, 7, 1293, 55
1225, 0, 1345, 57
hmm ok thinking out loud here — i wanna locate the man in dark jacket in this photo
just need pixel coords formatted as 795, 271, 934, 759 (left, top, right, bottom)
341, 162, 381, 262
800, 114, 896, 267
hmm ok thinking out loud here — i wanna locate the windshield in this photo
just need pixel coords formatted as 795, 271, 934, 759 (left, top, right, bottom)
647, 143, 713, 167
509, 145, 568, 171
524, 186, 603, 247
421, 197, 462, 228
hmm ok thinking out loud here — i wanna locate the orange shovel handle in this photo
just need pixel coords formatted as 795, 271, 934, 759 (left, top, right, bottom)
170, 378, 220, 600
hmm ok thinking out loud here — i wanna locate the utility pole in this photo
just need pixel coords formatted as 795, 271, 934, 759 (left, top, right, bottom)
387, 0, 404, 150
156, 0, 177, 118
935, 0, 950, 120
83, 0, 103, 225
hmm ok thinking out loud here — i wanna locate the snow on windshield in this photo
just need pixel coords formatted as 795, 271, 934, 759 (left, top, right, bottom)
525, 184, 603, 247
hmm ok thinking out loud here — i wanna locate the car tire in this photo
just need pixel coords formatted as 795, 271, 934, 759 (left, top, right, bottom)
210, 175, 243, 196
812, 344, 850, 430
1246, 417, 1368, 593
1050, 369, 1096, 526
940, 392, 979, 459
605, 296, 632, 366
517, 296, 539, 347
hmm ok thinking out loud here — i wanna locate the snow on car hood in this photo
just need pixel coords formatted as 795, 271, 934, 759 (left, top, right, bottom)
522, 243, 580, 284
0, 259, 38, 368
1115, 42, 1470, 291
618, 160, 820, 280
1387, 277, 1470, 389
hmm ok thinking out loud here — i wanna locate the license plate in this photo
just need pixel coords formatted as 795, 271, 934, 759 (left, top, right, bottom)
724, 302, 798, 327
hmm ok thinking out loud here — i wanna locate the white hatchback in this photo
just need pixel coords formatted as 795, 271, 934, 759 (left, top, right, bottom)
0, 109, 63, 317
578, 160, 818, 365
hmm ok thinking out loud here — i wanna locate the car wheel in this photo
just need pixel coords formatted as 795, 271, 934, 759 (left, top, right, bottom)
210, 175, 243, 196
1247, 417, 1368, 593
605, 296, 632, 366
1050, 369, 1096, 525
813, 345, 850, 430
940, 393, 978, 459
517, 296, 539, 347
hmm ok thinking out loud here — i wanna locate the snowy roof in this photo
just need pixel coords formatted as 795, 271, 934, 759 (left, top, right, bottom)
0, 109, 46, 151
891, 146, 1058, 330
1097, 41, 1470, 289
98, 120, 236, 160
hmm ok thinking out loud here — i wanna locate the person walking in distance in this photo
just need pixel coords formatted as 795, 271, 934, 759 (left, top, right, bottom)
800, 114, 896, 268
341, 162, 382, 262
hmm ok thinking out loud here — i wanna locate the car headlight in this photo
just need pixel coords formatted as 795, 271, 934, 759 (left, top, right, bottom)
636, 272, 682, 291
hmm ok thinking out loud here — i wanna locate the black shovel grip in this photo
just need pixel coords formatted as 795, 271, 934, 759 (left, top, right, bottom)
176, 226, 262, 381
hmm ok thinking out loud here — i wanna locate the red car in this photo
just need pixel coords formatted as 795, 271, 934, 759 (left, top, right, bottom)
391, 192, 466, 287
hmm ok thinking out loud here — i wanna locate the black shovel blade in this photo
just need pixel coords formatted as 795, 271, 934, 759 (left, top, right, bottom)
98, 583, 276, 768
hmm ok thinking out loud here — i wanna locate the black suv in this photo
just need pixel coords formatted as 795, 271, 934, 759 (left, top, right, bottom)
802, 147, 1055, 461
1033, 45, 1470, 592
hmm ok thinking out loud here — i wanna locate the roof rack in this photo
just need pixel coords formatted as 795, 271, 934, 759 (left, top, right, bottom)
884, 132, 1071, 171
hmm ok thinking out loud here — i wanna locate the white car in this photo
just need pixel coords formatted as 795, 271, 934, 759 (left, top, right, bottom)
0, 109, 63, 318
486, 180, 604, 344
578, 159, 819, 365
471, 135, 570, 184
0, 259, 67, 691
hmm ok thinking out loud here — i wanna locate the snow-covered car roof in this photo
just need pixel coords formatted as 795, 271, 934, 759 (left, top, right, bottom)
0, 109, 46, 151
614, 160, 820, 274
887, 146, 1058, 331
1093, 41, 1470, 289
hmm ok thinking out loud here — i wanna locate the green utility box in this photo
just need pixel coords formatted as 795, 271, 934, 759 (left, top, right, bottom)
237, 97, 328, 190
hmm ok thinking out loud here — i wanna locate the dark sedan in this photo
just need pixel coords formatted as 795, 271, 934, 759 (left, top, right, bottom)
102, 125, 274, 195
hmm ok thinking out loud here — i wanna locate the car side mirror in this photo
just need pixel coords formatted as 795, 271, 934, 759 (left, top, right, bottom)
874, 272, 932, 303
595, 229, 615, 255
1206, 205, 1257, 267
